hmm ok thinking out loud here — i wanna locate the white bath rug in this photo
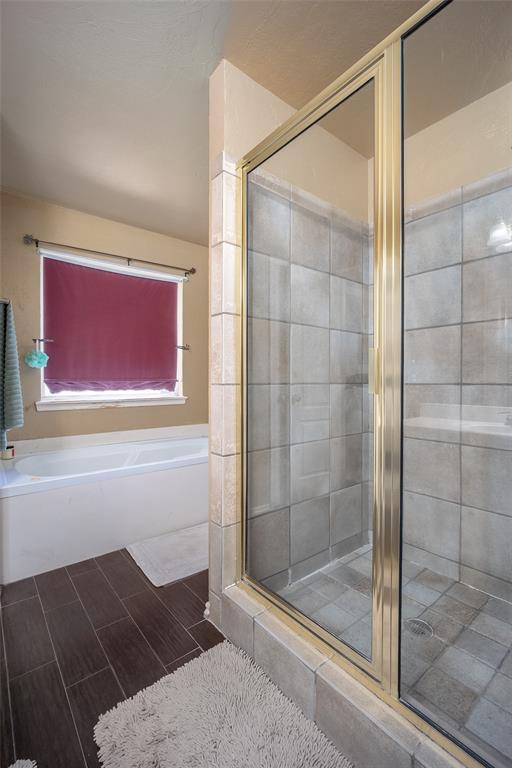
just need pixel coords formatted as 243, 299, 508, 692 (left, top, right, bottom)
8, 761, 37, 768
95, 641, 352, 768
126, 522, 208, 587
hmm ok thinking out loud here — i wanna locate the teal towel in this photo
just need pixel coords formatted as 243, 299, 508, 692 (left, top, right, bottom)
0, 302, 24, 451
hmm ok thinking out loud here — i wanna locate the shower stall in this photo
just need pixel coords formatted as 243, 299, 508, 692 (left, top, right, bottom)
239, 1, 512, 766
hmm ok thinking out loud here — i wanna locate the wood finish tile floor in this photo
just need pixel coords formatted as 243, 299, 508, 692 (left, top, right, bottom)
0, 552, 223, 768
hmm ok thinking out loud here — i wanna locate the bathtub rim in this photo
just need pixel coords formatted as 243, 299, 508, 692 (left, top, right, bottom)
0, 429, 208, 499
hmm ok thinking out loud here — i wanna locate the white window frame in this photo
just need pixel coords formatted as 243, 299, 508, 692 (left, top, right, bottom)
36, 247, 187, 411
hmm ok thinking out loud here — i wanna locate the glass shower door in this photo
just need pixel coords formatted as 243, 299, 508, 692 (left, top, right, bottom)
400, 3, 512, 765
244, 77, 377, 665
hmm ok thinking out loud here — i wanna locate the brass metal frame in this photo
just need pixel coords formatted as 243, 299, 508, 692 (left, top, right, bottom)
236, 0, 484, 765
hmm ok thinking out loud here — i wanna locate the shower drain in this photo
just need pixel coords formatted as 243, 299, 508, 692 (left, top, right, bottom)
405, 618, 434, 637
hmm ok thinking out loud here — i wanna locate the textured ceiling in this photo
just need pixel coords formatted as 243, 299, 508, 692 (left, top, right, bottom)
0, 0, 428, 245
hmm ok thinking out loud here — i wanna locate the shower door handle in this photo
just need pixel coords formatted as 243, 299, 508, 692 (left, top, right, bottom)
368, 347, 379, 395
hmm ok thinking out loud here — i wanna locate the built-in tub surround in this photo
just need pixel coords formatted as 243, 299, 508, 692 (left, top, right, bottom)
402, 167, 512, 600
0, 426, 208, 583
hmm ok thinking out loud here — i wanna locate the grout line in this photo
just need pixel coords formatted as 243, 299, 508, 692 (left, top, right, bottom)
94, 615, 129, 633
120, 577, 202, 658
165, 648, 201, 671
65, 665, 111, 691
405, 316, 509, 333
44, 598, 81, 614
1, 593, 39, 610
63, 565, 128, 703
404, 488, 511, 520
33, 578, 88, 767
8, 658, 56, 683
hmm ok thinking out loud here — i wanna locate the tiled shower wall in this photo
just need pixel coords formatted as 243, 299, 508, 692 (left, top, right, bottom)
403, 167, 512, 600
246, 170, 373, 588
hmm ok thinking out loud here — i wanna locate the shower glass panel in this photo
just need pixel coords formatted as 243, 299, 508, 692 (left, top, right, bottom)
400, 2, 512, 766
246, 81, 375, 660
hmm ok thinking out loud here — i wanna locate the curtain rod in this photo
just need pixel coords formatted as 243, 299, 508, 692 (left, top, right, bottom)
22, 235, 196, 277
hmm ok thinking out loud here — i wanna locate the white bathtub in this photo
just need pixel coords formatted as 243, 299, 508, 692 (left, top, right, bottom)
0, 433, 208, 583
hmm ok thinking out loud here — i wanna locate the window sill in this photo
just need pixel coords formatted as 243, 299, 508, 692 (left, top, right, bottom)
35, 395, 187, 412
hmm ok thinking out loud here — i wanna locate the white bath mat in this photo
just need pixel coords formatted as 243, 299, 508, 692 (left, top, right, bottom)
95, 641, 352, 768
8, 762, 37, 768
126, 522, 208, 587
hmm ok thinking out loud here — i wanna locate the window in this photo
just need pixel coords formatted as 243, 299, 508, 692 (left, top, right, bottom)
37, 248, 186, 410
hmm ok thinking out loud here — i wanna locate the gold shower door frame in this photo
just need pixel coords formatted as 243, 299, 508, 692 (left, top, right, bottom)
237, 2, 481, 765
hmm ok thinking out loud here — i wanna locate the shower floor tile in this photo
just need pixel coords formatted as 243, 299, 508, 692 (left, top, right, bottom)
0, 550, 221, 768
275, 544, 512, 767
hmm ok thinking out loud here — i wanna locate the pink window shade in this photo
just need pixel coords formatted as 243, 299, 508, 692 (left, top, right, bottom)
43, 258, 179, 394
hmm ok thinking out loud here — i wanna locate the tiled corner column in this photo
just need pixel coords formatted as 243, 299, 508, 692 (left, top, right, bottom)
208, 152, 242, 626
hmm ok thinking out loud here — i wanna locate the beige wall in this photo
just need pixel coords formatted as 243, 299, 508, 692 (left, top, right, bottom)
211, 60, 371, 222
405, 81, 512, 207
0, 191, 209, 440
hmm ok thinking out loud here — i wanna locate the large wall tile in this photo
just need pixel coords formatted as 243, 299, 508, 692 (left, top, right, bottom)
461, 445, 511, 516
404, 265, 461, 329
330, 484, 363, 544
248, 182, 290, 261
463, 253, 512, 323
210, 242, 240, 316
362, 235, 373, 286
291, 264, 329, 327
403, 437, 460, 502
291, 204, 330, 271
210, 313, 240, 384
290, 496, 330, 564
209, 385, 240, 455
330, 384, 362, 437
290, 439, 330, 503
247, 447, 290, 517
254, 612, 326, 720
248, 318, 289, 384
209, 452, 239, 527
248, 385, 289, 451
290, 384, 330, 443
462, 320, 512, 384
404, 206, 461, 276
404, 326, 461, 384
247, 508, 290, 580
290, 550, 330, 581
211, 171, 238, 247
330, 275, 363, 332
403, 543, 459, 581
463, 186, 512, 262
330, 434, 362, 492
403, 491, 460, 562
248, 251, 290, 322
331, 219, 363, 282
461, 506, 512, 584
221, 586, 266, 657
291, 324, 329, 383
462, 384, 512, 408
330, 330, 363, 384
